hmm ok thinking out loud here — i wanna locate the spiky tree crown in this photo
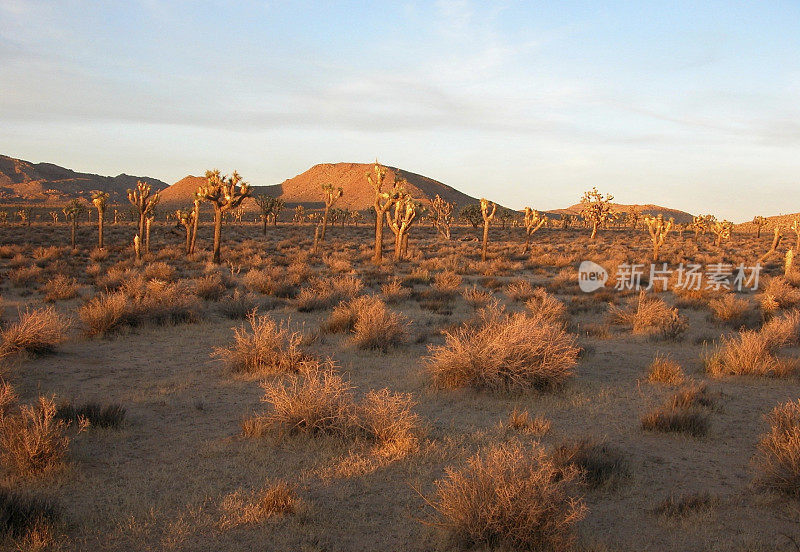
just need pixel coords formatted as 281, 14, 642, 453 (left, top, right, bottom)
196, 169, 251, 211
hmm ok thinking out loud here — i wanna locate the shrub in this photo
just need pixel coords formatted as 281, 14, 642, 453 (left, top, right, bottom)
243, 268, 295, 297
503, 407, 551, 436
219, 481, 299, 529
461, 285, 492, 308
754, 399, 800, 496
647, 355, 685, 385
357, 389, 420, 457
322, 296, 382, 334
551, 438, 631, 488
432, 271, 462, 295
381, 278, 411, 304
351, 299, 407, 350
0, 307, 70, 359
427, 306, 579, 392
708, 294, 751, 324
142, 261, 175, 281
641, 406, 708, 437
213, 312, 306, 376
651, 492, 718, 517
55, 402, 126, 429
759, 277, 800, 311
608, 292, 687, 340
9, 266, 43, 287
506, 279, 535, 301
217, 290, 260, 319
668, 383, 716, 410
0, 395, 70, 477
525, 288, 567, 324
426, 442, 586, 551
43, 275, 79, 302
193, 274, 226, 301
0, 489, 59, 540
704, 329, 796, 378
295, 276, 364, 312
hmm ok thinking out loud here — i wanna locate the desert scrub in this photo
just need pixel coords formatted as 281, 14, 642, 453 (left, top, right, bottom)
0, 489, 59, 543
505, 279, 535, 301
608, 291, 687, 340
294, 276, 363, 312
242, 267, 295, 297
525, 287, 567, 324
432, 271, 462, 295
0, 307, 70, 359
55, 402, 126, 429
708, 293, 752, 325
43, 274, 80, 302
646, 354, 686, 385
0, 390, 73, 478
551, 438, 631, 489
380, 277, 411, 304
461, 285, 492, 308
754, 399, 800, 496
641, 383, 715, 438
243, 365, 421, 455
351, 299, 408, 350
425, 441, 586, 551
322, 295, 382, 334
213, 312, 306, 375
426, 305, 579, 392
192, 273, 226, 301
503, 407, 551, 436
218, 480, 300, 529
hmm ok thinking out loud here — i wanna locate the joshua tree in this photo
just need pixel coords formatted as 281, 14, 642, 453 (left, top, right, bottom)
196, 169, 251, 264
386, 193, 418, 261
320, 183, 344, 241
791, 219, 800, 252
189, 198, 201, 255
753, 216, 767, 238
522, 207, 547, 253
460, 204, 483, 229
90, 190, 109, 249
430, 195, 454, 240
127, 181, 160, 246
580, 187, 614, 240
643, 214, 674, 261
366, 161, 401, 263
63, 199, 82, 249
758, 226, 783, 264
0, 211, 7, 225
254, 194, 283, 234
293, 205, 305, 224
176, 209, 196, 254
49, 211, 58, 224
480, 198, 497, 262
710, 219, 733, 247
689, 214, 715, 242
16, 208, 31, 226
627, 209, 640, 229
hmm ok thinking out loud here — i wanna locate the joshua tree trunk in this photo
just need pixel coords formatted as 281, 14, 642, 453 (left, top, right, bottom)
757, 226, 762, 238
590, 221, 598, 240
262, 216, 268, 236
482, 220, 490, 261
184, 224, 192, 253
97, 209, 105, 249
70, 218, 77, 249
190, 200, 200, 255
138, 213, 146, 243
321, 205, 330, 241
212, 208, 223, 264
374, 217, 384, 263
145, 218, 152, 254
401, 233, 408, 259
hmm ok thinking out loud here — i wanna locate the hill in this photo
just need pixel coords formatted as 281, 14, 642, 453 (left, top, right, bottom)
735, 213, 800, 233
0, 154, 167, 204
158, 163, 480, 211
549, 203, 694, 224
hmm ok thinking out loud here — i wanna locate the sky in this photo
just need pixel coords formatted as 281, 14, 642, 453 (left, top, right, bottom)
1, 1, 799, 222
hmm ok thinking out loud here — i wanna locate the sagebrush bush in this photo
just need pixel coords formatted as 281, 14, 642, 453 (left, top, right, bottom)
219, 480, 299, 529
754, 399, 800, 496
295, 276, 364, 312
647, 354, 685, 385
193, 273, 226, 301
704, 323, 797, 378
641, 406, 708, 437
504, 407, 551, 436
461, 285, 492, 308
322, 296, 382, 334
380, 278, 411, 304
432, 271, 462, 294
427, 441, 586, 551
357, 388, 420, 457
524, 288, 567, 324
43, 274, 79, 302
608, 292, 687, 340
506, 279, 535, 301
213, 312, 306, 375
0, 394, 71, 477
351, 299, 407, 350
708, 294, 751, 324
427, 306, 579, 392
0, 307, 70, 359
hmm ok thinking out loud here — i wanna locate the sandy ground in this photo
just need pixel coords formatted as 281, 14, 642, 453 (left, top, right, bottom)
1, 221, 799, 551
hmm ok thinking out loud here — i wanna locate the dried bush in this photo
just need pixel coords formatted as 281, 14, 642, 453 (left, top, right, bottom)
708, 294, 752, 325
704, 328, 797, 378
213, 312, 306, 375
641, 406, 708, 437
357, 389, 420, 457
503, 408, 551, 436
432, 271, 462, 295
142, 261, 175, 281
193, 273, 226, 301
9, 266, 43, 287
219, 481, 299, 529
0, 395, 70, 477
295, 276, 364, 312
55, 402, 126, 429
754, 399, 800, 496
506, 279, 535, 302
217, 289, 260, 319
608, 292, 687, 340
461, 285, 492, 308
0, 307, 70, 359
43, 275, 79, 302
322, 296, 382, 334
427, 306, 579, 392
351, 299, 408, 350
0, 489, 59, 541
381, 277, 411, 304
524, 288, 567, 324
647, 355, 685, 385
426, 442, 586, 551
651, 492, 719, 517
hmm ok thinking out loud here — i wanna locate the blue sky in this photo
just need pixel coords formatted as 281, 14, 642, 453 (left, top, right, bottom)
1, 0, 798, 221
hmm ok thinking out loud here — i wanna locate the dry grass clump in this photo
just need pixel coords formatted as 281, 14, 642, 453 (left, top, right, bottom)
193, 273, 226, 301
646, 354, 686, 385
0, 307, 70, 359
759, 276, 800, 312
427, 306, 579, 392
704, 313, 799, 378
218, 480, 299, 529
213, 312, 306, 376
295, 276, 364, 312
641, 384, 713, 438
708, 294, 752, 325
0, 389, 71, 478
217, 289, 260, 319
0, 489, 59, 543
380, 277, 411, 304
432, 271, 462, 295
351, 299, 408, 351
42, 274, 79, 302
524, 287, 567, 324
506, 279, 535, 301
551, 438, 631, 488
461, 285, 492, 308
651, 491, 719, 517
322, 296, 382, 334
242, 268, 295, 297
142, 261, 175, 281
244, 365, 421, 455
426, 441, 586, 551
503, 407, 551, 436
8, 266, 43, 287
608, 291, 687, 340
55, 402, 126, 429
754, 399, 800, 496
668, 382, 716, 410
80, 281, 201, 336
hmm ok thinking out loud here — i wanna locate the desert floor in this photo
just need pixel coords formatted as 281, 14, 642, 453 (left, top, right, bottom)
1, 221, 798, 551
